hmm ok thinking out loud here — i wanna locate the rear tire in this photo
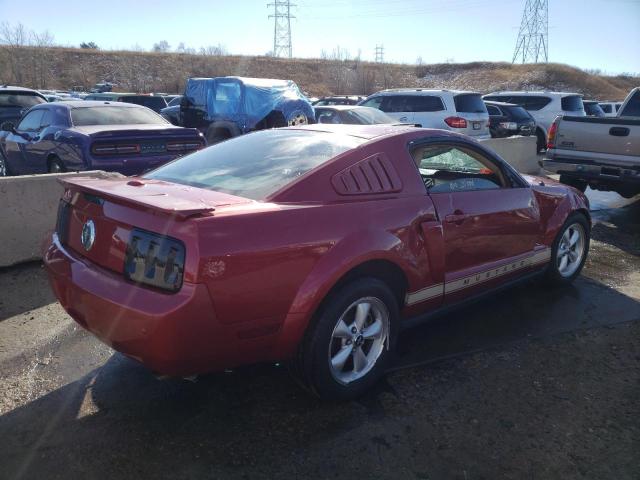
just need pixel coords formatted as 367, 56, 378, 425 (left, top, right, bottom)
536, 129, 546, 153
0, 151, 9, 176
545, 212, 590, 285
290, 277, 399, 401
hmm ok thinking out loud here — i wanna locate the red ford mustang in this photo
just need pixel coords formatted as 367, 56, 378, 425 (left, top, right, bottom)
44, 124, 590, 399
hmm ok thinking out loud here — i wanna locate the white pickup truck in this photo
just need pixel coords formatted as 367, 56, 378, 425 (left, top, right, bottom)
543, 87, 640, 198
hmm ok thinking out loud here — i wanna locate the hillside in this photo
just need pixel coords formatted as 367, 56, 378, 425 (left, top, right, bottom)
0, 46, 637, 100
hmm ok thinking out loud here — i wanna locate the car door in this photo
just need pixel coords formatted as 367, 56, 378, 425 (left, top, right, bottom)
2, 109, 46, 175
21, 109, 55, 173
410, 140, 543, 305
486, 104, 504, 136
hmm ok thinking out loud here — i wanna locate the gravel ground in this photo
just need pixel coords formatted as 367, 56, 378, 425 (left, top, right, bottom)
1, 193, 639, 480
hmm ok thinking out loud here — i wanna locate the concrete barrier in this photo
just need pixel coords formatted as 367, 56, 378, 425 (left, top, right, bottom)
0, 171, 110, 267
479, 135, 541, 175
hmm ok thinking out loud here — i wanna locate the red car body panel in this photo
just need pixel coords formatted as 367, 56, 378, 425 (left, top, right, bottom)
44, 126, 590, 376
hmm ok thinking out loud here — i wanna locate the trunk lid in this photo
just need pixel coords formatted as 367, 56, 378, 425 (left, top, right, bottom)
56, 175, 252, 277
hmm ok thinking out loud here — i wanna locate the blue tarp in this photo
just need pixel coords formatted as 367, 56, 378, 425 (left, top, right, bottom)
184, 77, 314, 131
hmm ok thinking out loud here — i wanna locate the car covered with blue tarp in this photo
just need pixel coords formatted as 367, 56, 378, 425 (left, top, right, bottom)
180, 76, 314, 144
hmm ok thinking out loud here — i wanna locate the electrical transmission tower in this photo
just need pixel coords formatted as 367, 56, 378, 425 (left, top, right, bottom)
512, 0, 548, 64
268, 0, 295, 58
375, 44, 384, 63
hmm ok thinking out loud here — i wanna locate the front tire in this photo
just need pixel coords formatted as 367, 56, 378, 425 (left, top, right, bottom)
48, 157, 65, 173
291, 277, 399, 401
546, 212, 590, 285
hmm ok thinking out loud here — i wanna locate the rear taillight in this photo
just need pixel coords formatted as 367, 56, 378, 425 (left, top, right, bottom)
444, 116, 467, 128
91, 143, 141, 156
547, 120, 559, 149
166, 140, 204, 152
124, 228, 185, 292
55, 200, 71, 245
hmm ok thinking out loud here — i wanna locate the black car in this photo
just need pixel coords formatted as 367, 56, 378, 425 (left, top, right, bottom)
0, 86, 47, 126
484, 100, 536, 138
315, 105, 398, 125
120, 95, 168, 113
312, 95, 366, 106
583, 100, 606, 117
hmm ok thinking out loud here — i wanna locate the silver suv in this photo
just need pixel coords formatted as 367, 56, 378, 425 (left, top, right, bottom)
358, 89, 490, 140
483, 91, 585, 151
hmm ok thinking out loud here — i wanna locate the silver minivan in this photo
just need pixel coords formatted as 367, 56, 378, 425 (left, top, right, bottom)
359, 89, 491, 140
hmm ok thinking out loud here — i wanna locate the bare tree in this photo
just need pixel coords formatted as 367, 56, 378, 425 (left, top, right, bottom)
0, 22, 29, 84
152, 40, 170, 53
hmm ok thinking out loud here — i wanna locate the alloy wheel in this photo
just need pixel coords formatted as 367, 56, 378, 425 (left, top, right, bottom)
288, 112, 308, 126
328, 297, 389, 385
557, 223, 586, 278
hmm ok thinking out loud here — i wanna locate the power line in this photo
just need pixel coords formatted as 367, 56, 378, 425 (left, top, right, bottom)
512, 0, 548, 63
268, 0, 296, 58
375, 44, 384, 63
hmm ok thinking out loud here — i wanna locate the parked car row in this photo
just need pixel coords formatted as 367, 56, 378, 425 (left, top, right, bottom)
1, 80, 634, 178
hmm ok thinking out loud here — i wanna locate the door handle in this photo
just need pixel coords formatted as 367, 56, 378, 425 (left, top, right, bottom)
609, 127, 629, 137
445, 211, 469, 224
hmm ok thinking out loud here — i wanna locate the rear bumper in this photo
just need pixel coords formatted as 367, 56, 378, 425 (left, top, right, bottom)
87, 153, 181, 176
44, 234, 281, 376
542, 158, 640, 185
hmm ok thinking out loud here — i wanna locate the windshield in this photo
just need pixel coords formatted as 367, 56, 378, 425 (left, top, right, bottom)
71, 106, 169, 126
0, 92, 46, 108
121, 96, 167, 110
504, 105, 532, 121
144, 129, 366, 200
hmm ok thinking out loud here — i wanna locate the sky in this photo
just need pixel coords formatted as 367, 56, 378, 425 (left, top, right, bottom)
1, 0, 639, 74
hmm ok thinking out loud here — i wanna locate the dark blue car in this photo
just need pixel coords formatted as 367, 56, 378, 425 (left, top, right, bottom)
0, 101, 205, 176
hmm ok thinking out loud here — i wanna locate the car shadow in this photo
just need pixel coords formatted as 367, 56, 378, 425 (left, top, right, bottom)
2, 276, 640, 479
0, 261, 57, 322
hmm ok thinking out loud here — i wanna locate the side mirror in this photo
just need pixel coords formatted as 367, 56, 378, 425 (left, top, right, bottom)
1, 121, 15, 133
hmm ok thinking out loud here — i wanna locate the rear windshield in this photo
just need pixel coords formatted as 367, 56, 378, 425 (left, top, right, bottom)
453, 94, 487, 113
620, 90, 640, 117
561, 95, 584, 112
144, 130, 366, 200
343, 107, 396, 124
121, 96, 167, 110
0, 92, 46, 108
71, 106, 168, 126
504, 105, 532, 121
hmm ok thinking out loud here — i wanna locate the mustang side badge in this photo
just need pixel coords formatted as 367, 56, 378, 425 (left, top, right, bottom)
81, 220, 96, 251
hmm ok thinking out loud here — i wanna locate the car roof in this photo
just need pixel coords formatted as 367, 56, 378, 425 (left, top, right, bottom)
314, 105, 372, 111
32, 101, 146, 110
372, 88, 480, 96
291, 123, 440, 140
483, 100, 522, 107
0, 85, 43, 93
485, 91, 582, 97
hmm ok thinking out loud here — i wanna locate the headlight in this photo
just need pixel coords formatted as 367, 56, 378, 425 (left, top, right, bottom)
124, 228, 185, 292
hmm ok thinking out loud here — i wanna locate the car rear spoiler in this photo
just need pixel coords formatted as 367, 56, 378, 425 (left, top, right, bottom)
58, 175, 250, 219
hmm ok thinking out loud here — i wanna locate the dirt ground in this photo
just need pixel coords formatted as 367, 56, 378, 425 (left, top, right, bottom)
0, 193, 639, 480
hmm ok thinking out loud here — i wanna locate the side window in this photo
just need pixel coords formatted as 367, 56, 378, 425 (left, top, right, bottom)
411, 144, 507, 193
407, 95, 445, 112
486, 105, 501, 116
17, 110, 45, 131
360, 97, 383, 110
615, 103, 622, 112
382, 96, 412, 113
600, 104, 612, 114
523, 96, 552, 111
40, 110, 53, 128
